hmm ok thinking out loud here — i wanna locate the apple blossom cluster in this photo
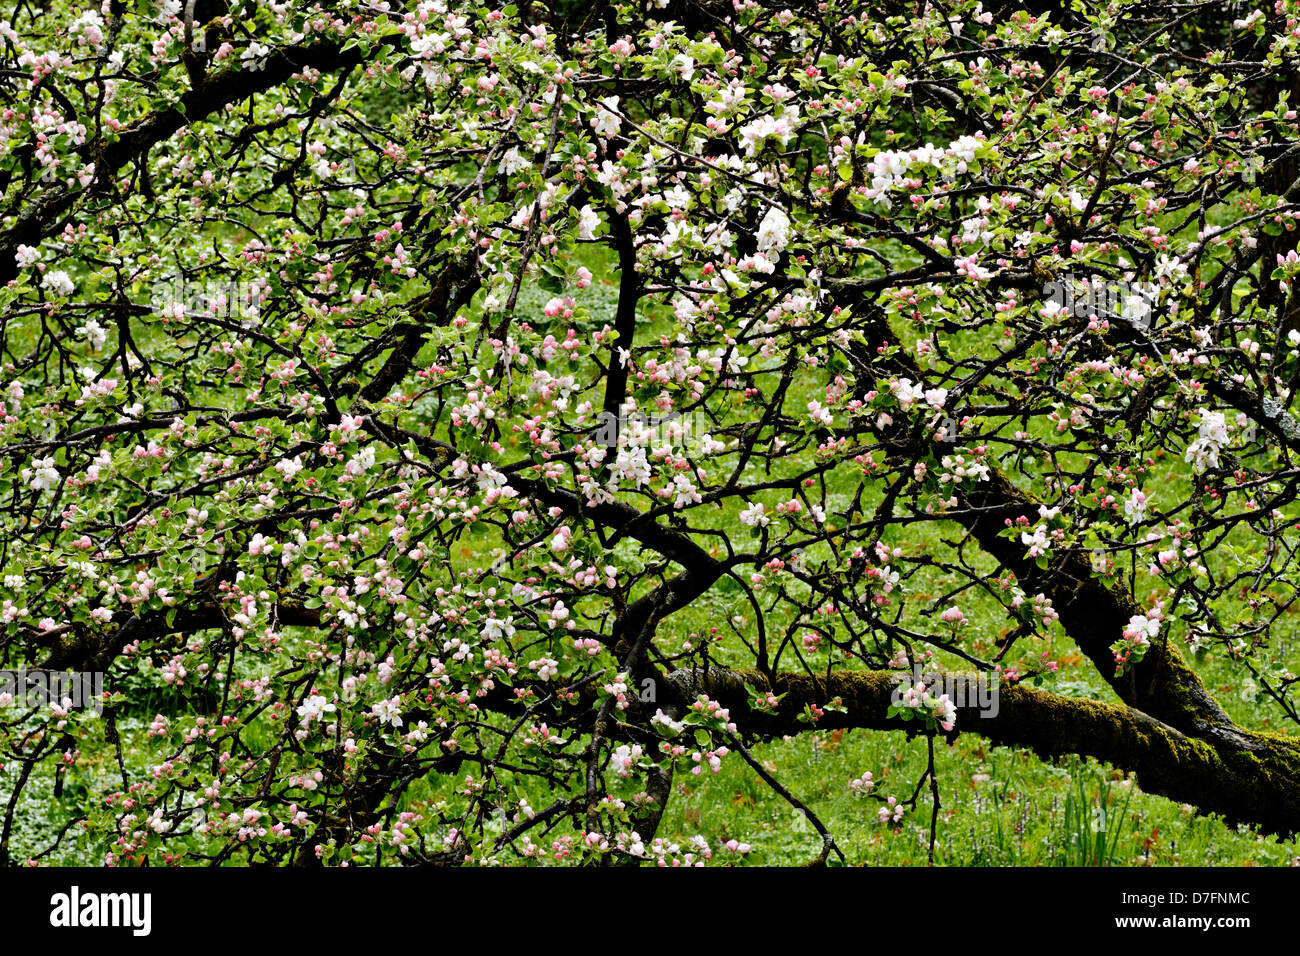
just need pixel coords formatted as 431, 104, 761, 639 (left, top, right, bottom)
1112, 606, 1165, 676
1184, 411, 1231, 474
890, 680, 958, 733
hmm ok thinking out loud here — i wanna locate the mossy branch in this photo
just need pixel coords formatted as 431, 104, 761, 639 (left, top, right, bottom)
665, 666, 1300, 835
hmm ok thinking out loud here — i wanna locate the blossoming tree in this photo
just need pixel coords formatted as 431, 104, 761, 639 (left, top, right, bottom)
3, 0, 1300, 865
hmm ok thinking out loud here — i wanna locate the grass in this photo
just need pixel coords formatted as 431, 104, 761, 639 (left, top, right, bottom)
653, 730, 1297, 866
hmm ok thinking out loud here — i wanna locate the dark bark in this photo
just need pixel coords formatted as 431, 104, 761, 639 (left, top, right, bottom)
666, 666, 1300, 835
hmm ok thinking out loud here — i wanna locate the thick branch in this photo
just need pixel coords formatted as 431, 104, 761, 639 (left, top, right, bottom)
667, 666, 1300, 835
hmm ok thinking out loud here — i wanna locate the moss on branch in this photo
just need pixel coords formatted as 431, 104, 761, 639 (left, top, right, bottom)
665, 666, 1300, 835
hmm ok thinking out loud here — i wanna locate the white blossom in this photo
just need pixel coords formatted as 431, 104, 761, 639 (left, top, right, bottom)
41, 270, 74, 296
755, 205, 791, 255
